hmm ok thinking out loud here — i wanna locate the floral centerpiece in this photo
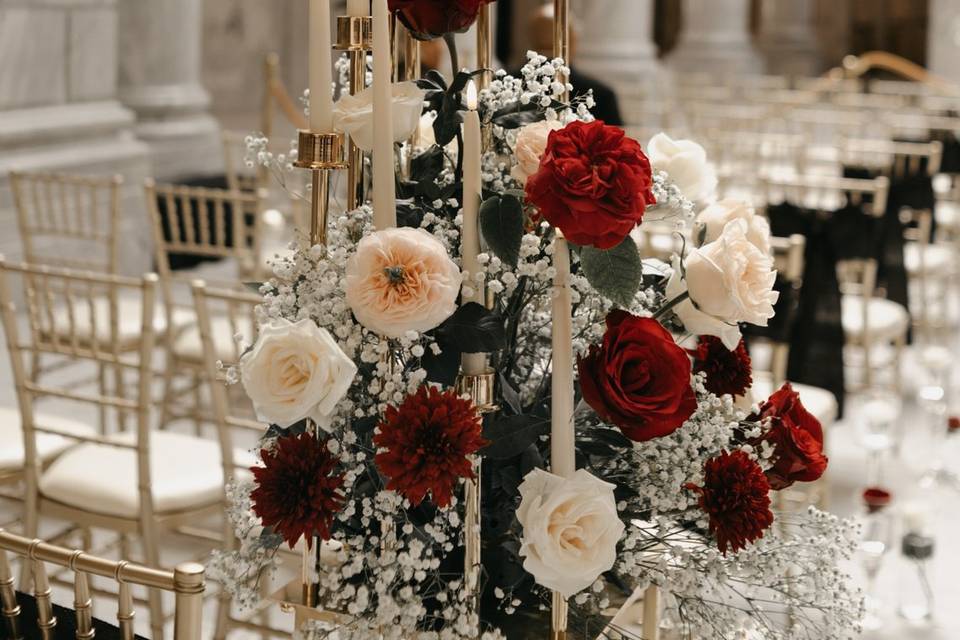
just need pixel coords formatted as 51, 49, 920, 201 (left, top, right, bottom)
209, 3, 863, 639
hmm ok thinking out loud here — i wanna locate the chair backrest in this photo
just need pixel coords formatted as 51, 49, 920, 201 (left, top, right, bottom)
766, 234, 806, 387
221, 130, 263, 194
840, 138, 944, 180
760, 174, 890, 218
8, 171, 122, 274
0, 260, 158, 514
189, 280, 262, 476
0, 528, 203, 640
144, 178, 264, 314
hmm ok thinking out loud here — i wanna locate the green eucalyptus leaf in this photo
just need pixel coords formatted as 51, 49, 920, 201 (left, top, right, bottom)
580, 235, 643, 307
479, 194, 524, 268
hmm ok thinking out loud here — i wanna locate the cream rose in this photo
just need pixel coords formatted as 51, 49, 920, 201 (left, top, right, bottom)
333, 81, 425, 152
511, 119, 563, 185
345, 227, 461, 338
696, 199, 771, 253
240, 318, 357, 429
516, 468, 625, 598
666, 219, 779, 350
647, 132, 717, 202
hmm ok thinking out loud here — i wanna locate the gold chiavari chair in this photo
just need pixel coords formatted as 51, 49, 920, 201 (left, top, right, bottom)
144, 179, 264, 431
0, 528, 204, 640
841, 138, 948, 340
190, 281, 264, 640
0, 260, 237, 639
760, 174, 903, 391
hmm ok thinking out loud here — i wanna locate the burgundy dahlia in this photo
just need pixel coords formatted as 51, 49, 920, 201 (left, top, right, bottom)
686, 450, 774, 555
374, 385, 486, 507
688, 336, 753, 398
250, 433, 345, 548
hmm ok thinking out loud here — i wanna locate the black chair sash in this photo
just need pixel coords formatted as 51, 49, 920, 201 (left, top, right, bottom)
12, 591, 148, 640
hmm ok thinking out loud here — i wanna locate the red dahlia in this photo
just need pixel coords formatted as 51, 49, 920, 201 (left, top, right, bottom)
525, 120, 655, 250
374, 385, 486, 507
250, 433, 345, 548
688, 336, 753, 398
686, 450, 774, 555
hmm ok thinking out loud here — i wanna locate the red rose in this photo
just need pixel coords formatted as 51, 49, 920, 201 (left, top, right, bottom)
578, 310, 696, 441
389, 0, 492, 40
525, 120, 655, 250
752, 383, 828, 490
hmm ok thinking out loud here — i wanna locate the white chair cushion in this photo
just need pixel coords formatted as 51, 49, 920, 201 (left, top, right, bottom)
0, 408, 97, 472
47, 297, 193, 350
172, 315, 255, 363
904, 243, 954, 275
750, 378, 838, 427
39, 430, 254, 518
841, 295, 909, 343
935, 201, 960, 231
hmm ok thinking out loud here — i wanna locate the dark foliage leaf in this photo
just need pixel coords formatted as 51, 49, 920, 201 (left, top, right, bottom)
448, 69, 487, 95
416, 70, 447, 93
579, 235, 643, 307
586, 427, 634, 449
435, 302, 506, 353
419, 339, 461, 387
498, 372, 522, 415
482, 414, 550, 460
352, 415, 379, 437
433, 93, 462, 146
411, 145, 445, 183
519, 445, 543, 476
489, 98, 564, 129
263, 419, 309, 441
479, 194, 524, 268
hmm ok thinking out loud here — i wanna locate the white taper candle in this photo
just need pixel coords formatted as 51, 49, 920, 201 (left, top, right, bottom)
461, 81, 486, 375
371, 0, 397, 229
308, 0, 334, 132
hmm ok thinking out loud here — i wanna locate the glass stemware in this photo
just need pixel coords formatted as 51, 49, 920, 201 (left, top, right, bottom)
859, 504, 894, 631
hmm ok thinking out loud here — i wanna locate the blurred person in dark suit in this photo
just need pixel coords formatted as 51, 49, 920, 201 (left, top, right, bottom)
522, 3, 624, 127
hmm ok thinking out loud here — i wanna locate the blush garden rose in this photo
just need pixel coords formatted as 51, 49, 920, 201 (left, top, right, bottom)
578, 311, 697, 442
240, 318, 357, 429
516, 468, 625, 598
511, 119, 562, 185
345, 227, 461, 338
525, 120, 655, 250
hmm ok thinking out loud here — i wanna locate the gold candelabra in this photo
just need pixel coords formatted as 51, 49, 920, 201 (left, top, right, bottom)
334, 15, 373, 211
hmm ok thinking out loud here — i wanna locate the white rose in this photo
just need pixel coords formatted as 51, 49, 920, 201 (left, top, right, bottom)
666, 219, 779, 350
696, 199, 771, 253
345, 227, 462, 338
516, 468, 625, 598
647, 132, 717, 202
511, 119, 562, 185
333, 81, 425, 152
240, 318, 357, 429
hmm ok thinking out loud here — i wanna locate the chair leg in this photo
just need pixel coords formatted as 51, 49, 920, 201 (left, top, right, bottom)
140, 524, 165, 640
97, 361, 108, 434
192, 369, 204, 437
113, 362, 128, 432
893, 333, 906, 395
213, 513, 235, 640
861, 341, 873, 390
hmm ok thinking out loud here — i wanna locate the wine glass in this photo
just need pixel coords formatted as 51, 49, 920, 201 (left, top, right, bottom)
859, 507, 894, 631
857, 390, 900, 485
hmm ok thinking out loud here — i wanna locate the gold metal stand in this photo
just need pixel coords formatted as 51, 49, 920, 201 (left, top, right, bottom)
294, 131, 347, 246
475, 3, 492, 90
455, 370, 497, 622
334, 16, 373, 211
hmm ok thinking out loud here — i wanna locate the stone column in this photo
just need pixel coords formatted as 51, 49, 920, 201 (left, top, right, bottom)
756, 0, 821, 76
928, 0, 960, 87
571, 0, 660, 93
118, 0, 221, 180
666, 0, 762, 75
0, 0, 152, 274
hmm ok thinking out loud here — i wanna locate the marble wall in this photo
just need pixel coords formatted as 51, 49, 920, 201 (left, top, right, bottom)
0, 0, 153, 274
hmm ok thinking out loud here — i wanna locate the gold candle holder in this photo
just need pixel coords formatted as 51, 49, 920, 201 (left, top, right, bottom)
334, 15, 373, 211
294, 130, 347, 246
475, 3, 492, 90
455, 370, 497, 621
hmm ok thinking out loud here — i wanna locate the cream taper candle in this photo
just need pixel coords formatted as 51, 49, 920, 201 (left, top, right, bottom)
347, 0, 368, 16
461, 81, 486, 375
309, 0, 334, 133
371, 0, 397, 229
